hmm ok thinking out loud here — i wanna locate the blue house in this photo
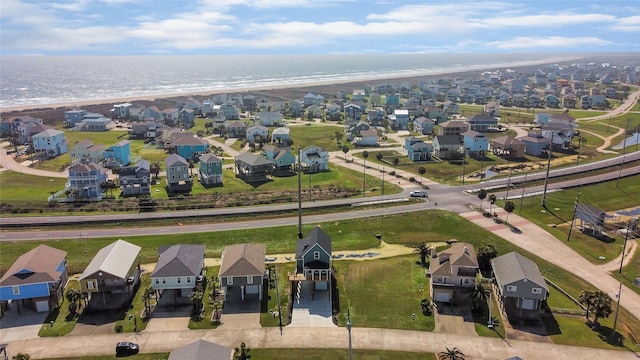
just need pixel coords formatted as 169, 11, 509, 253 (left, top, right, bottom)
198, 153, 223, 186
64, 109, 88, 127
180, 108, 196, 129
0, 245, 68, 313
405, 137, 433, 161
66, 163, 109, 200
462, 130, 489, 156
385, 94, 400, 106
388, 109, 409, 130
294, 226, 332, 291
103, 140, 131, 168
414, 116, 434, 135
169, 133, 209, 160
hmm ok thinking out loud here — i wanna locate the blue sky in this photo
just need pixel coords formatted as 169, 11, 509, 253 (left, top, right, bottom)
1, 0, 639, 56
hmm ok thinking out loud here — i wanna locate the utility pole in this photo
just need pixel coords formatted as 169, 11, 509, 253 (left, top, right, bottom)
616, 118, 630, 188
347, 308, 353, 360
567, 193, 580, 242
297, 146, 303, 239
620, 220, 631, 274
505, 167, 512, 200
610, 282, 622, 344
275, 270, 283, 335
541, 134, 554, 207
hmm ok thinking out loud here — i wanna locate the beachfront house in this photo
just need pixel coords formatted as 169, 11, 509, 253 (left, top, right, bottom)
32, 128, 69, 158
77, 113, 113, 131
119, 160, 151, 197
64, 109, 88, 127
0, 245, 68, 313
198, 153, 223, 186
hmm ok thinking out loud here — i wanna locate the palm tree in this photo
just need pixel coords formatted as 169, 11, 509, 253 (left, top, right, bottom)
234, 342, 251, 360
335, 131, 343, 146
579, 290, 596, 321
469, 278, 490, 311
438, 346, 465, 360
150, 161, 162, 181
504, 200, 515, 223
12, 353, 30, 360
418, 166, 426, 184
190, 289, 204, 316
414, 242, 430, 267
342, 145, 349, 162
476, 244, 497, 275
477, 189, 487, 211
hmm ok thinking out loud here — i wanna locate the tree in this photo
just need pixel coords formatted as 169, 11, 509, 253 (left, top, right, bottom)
150, 161, 162, 181
591, 291, 613, 326
488, 194, 497, 214
469, 278, 491, 311
335, 131, 343, 145
414, 242, 430, 267
477, 189, 487, 211
190, 289, 204, 317
342, 145, 349, 161
234, 342, 251, 360
392, 156, 399, 172
12, 353, 31, 360
579, 290, 597, 321
66, 288, 82, 315
438, 346, 465, 360
504, 200, 515, 223
476, 244, 497, 274
418, 166, 426, 184
142, 286, 154, 316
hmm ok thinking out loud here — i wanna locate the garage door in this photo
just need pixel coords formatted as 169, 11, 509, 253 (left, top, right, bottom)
521, 298, 536, 310
434, 292, 451, 303
35, 300, 50, 312
245, 285, 260, 294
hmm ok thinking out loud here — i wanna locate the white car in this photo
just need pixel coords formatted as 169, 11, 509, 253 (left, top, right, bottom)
410, 190, 429, 198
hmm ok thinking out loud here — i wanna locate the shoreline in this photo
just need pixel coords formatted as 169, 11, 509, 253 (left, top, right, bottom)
0, 56, 584, 114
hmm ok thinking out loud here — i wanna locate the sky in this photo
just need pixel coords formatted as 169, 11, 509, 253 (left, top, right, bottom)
1, 0, 639, 56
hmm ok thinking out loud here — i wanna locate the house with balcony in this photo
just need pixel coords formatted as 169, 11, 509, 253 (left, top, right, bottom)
437, 120, 469, 136
256, 111, 283, 126
491, 252, 549, 312
353, 129, 379, 147
344, 102, 365, 122
290, 226, 332, 292
247, 124, 269, 143
219, 243, 266, 302
70, 140, 103, 165
289, 100, 303, 117
414, 116, 435, 135
219, 103, 239, 120
112, 103, 132, 119
271, 127, 290, 145
225, 120, 246, 138
467, 114, 498, 132
519, 131, 550, 156
119, 160, 151, 196
143, 106, 162, 121
151, 245, 206, 304
234, 152, 274, 183
168, 133, 209, 160
64, 109, 88, 127
65, 162, 108, 200
179, 108, 196, 129
433, 135, 462, 160
32, 129, 69, 158
300, 145, 329, 173
430, 243, 479, 303
198, 153, 223, 186
102, 140, 131, 168
78, 239, 141, 309
461, 130, 489, 156
165, 153, 192, 193
405, 137, 433, 161
77, 113, 113, 131
263, 145, 295, 176
388, 109, 409, 130
490, 136, 526, 158
0, 245, 68, 313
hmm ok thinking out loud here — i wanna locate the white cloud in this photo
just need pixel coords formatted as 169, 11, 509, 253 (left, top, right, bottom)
484, 36, 611, 49
610, 15, 640, 32
46, 0, 91, 12
480, 13, 617, 27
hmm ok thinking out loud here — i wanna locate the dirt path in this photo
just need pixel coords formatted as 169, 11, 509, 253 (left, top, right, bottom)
600, 238, 638, 273
579, 126, 625, 154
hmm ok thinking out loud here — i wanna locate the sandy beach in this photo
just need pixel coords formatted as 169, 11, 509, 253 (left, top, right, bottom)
0, 56, 583, 118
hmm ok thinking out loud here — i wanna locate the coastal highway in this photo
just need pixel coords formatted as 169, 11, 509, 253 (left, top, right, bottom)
1, 157, 638, 241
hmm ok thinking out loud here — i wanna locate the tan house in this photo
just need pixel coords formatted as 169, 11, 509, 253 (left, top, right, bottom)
429, 243, 479, 303
218, 244, 266, 302
79, 239, 141, 308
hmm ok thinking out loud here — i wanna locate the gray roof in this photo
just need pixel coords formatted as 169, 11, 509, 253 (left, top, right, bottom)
165, 153, 188, 167
168, 339, 232, 360
199, 153, 222, 163
79, 240, 141, 280
296, 226, 332, 258
151, 245, 206, 278
235, 152, 273, 166
435, 135, 461, 145
491, 252, 548, 291
219, 243, 266, 277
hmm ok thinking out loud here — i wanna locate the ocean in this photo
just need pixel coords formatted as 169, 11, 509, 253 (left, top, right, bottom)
0, 53, 582, 109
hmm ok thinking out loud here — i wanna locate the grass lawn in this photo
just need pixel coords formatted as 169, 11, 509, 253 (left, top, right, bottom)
0, 171, 67, 202
38, 281, 82, 337
260, 264, 292, 327
288, 123, 345, 152
188, 266, 220, 330
333, 255, 435, 331
252, 348, 437, 359
612, 248, 640, 297
499, 176, 640, 265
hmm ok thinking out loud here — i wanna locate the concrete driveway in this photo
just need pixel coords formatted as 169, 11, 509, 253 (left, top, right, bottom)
433, 294, 477, 336
217, 287, 261, 330
145, 306, 191, 332
289, 282, 335, 327
0, 303, 47, 342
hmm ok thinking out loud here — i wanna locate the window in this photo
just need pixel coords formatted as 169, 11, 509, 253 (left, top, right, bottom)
507, 285, 517, 292
247, 276, 253, 284
187, 277, 191, 283
13, 286, 20, 295
154, 279, 159, 285
227, 276, 233, 285
532, 287, 543, 294
162, 279, 166, 284
177, 277, 181, 284
314, 251, 320, 260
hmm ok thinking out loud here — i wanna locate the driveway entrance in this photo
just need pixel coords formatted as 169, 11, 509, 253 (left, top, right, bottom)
289, 281, 335, 327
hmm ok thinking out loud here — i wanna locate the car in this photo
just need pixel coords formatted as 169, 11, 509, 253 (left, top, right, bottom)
410, 190, 429, 198
116, 342, 139, 356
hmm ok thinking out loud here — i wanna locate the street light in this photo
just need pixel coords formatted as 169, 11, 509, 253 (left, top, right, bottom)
346, 308, 353, 360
